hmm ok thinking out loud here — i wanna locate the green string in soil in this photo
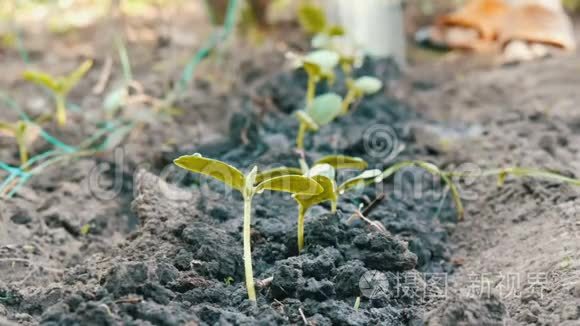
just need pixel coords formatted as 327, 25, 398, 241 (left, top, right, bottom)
0, 91, 132, 197
170, 0, 239, 102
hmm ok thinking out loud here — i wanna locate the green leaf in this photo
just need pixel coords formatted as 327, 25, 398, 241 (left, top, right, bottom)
378, 161, 416, 182
174, 154, 246, 193
302, 61, 322, 77
298, 4, 327, 34
326, 25, 345, 37
338, 169, 382, 194
255, 167, 303, 185
306, 93, 343, 126
62, 60, 93, 93
255, 175, 323, 196
80, 224, 91, 236
354, 76, 383, 95
315, 155, 368, 170
304, 50, 339, 71
294, 175, 337, 210
23, 71, 61, 93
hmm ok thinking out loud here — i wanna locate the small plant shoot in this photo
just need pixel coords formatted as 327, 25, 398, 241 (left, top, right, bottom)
174, 154, 322, 302
295, 92, 343, 150
301, 50, 339, 105
341, 76, 383, 115
23, 60, 93, 126
298, 2, 345, 49
259, 154, 381, 252
0, 120, 41, 168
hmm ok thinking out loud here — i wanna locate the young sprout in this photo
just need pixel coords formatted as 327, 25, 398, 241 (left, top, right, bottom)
0, 120, 40, 168
259, 155, 379, 252
23, 60, 93, 126
295, 92, 343, 150
341, 76, 383, 115
297, 2, 364, 80
293, 164, 337, 252
339, 54, 357, 80
174, 154, 322, 303
297, 2, 345, 50
294, 165, 381, 251
301, 50, 340, 105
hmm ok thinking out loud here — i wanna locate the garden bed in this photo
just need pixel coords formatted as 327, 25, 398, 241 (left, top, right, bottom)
2, 6, 580, 324
1, 44, 466, 324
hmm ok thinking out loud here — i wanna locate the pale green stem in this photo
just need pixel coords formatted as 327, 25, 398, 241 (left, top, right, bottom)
16, 134, 28, 169
296, 123, 307, 150
298, 157, 309, 174
331, 200, 337, 213
341, 62, 353, 80
297, 205, 307, 252
243, 195, 257, 302
306, 77, 316, 106
55, 94, 67, 127
341, 89, 357, 115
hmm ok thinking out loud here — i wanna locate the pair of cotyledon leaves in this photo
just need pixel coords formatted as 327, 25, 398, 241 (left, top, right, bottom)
23, 60, 93, 97
0, 120, 41, 147
174, 154, 382, 211
297, 50, 383, 130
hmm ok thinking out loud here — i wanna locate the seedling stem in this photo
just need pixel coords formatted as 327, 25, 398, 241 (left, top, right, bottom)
242, 194, 257, 301
55, 95, 67, 127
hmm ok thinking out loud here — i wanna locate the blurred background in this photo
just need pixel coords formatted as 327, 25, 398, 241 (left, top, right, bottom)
2, 0, 580, 80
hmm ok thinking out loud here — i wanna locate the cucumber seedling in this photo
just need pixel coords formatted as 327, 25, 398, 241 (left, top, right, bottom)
258, 155, 381, 252
295, 92, 343, 151
174, 154, 322, 303
300, 50, 340, 105
23, 60, 93, 126
298, 2, 346, 50
0, 120, 41, 168
295, 164, 381, 252
297, 2, 363, 80
341, 76, 383, 115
